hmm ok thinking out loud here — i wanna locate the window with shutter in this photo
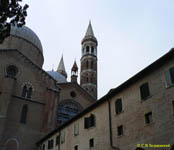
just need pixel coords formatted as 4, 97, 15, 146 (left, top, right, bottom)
60, 131, 65, 144
165, 70, 172, 87
74, 123, 79, 136
165, 67, 174, 87
140, 82, 150, 100
169, 67, 174, 84
56, 136, 60, 145
90, 114, 95, 127
115, 99, 122, 114
48, 139, 53, 149
84, 114, 96, 129
84, 117, 89, 129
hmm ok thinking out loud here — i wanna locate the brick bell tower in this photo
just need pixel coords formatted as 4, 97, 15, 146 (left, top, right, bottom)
80, 21, 98, 99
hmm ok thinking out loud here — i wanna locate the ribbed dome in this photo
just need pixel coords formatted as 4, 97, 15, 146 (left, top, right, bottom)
10, 25, 43, 53
47, 71, 67, 83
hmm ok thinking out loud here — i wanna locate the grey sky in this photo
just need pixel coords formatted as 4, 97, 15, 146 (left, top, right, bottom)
23, 0, 174, 98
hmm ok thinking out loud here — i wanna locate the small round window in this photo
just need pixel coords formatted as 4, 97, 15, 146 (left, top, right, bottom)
70, 91, 76, 98
6, 65, 18, 77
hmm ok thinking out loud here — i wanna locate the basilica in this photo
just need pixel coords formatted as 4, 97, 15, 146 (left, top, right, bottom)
0, 22, 97, 150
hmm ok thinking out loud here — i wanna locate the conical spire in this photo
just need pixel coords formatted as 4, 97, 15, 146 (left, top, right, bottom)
71, 60, 78, 73
57, 55, 67, 79
71, 60, 78, 83
85, 21, 95, 37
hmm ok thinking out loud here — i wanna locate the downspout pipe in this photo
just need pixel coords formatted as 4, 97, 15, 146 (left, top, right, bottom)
108, 100, 120, 150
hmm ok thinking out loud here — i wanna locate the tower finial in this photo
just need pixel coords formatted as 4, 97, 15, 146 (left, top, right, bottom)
89, 20, 91, 24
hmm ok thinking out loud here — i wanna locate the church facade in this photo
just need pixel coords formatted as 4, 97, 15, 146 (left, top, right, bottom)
0, 23, 97, 150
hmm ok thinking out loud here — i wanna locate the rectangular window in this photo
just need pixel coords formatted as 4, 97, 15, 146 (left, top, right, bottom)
56, 136, 60, 145
84, 117, 89, 129
74, 145, 78, 150
60, 131, 65, 144
89, 138, 94, 148
117, 125, 123, 136
172, 101, 174, 113
140, 82, 150, 100
48, 139, 54, 149
84, 114, 96, 129
145, 112, 152, 124
115, 98, 122, 114
89, 114, 95, 127
74, 123, 79, 136
165, 67, 174, 87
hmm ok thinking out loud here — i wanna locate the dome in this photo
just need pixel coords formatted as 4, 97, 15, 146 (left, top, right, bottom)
47, 71, 67, 83
10, 25, 43, 53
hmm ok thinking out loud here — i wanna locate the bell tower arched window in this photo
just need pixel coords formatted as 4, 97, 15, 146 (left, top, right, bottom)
91, 47, 94, 53
86, 46, 89, 53
20, 104, 28, 124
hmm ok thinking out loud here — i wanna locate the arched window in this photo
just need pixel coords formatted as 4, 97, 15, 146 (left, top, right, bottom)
86, 46, 89, 53
91, 47, 94, 53
86, 60, 88, 68
22, 85, 27, 98
91, 61, 93, 69
20, 104, 28, 124
58, 100, 83, 124
21, 85, 32, 99
27, 87, 32, 99
6, 139, 18, 150
115, 98, 122, 114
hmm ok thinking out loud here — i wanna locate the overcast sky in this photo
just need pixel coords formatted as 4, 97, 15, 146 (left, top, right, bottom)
22, 0, 174, 99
